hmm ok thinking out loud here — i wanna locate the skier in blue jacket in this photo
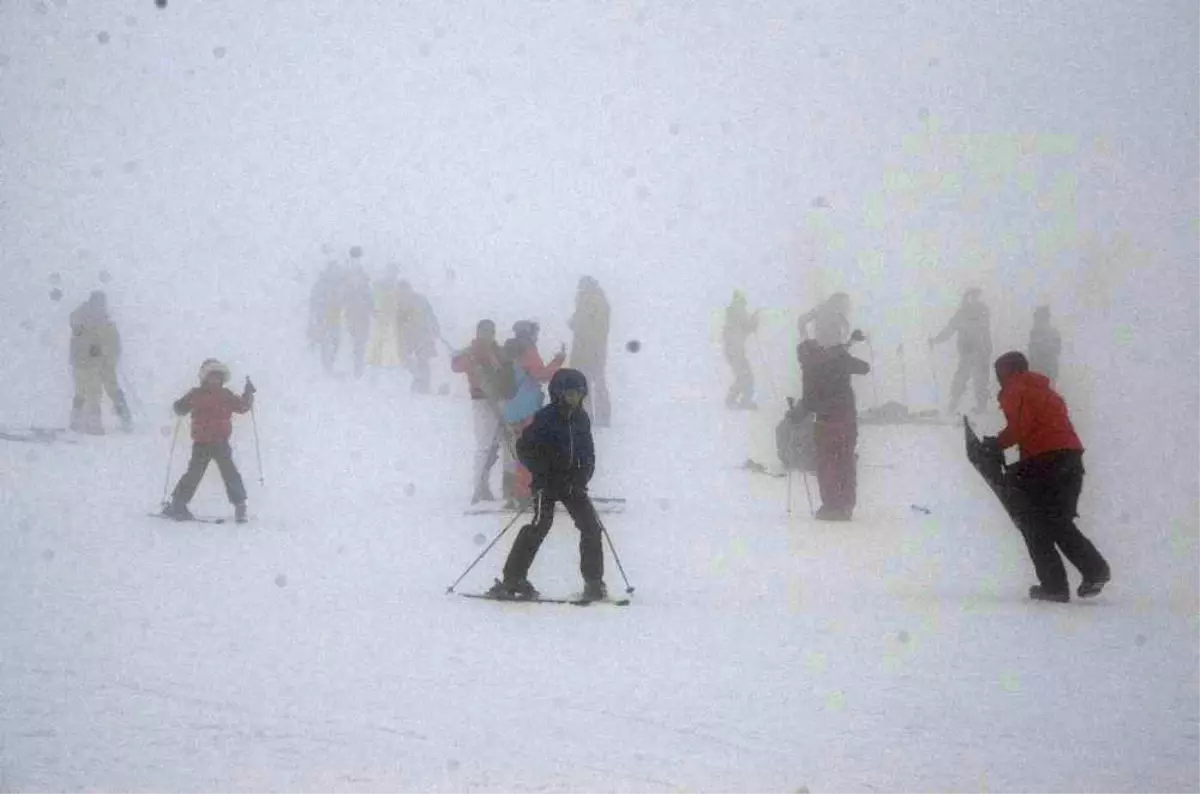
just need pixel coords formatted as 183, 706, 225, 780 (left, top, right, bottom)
487, 368, 607, 601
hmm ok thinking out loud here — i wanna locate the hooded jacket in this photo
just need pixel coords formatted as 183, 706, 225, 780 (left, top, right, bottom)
796, 340, 870, 421
996, 371, 1082, 460
516, 369, 595, 495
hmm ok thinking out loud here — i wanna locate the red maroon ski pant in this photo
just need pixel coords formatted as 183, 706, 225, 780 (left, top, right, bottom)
814, 418, 857, 512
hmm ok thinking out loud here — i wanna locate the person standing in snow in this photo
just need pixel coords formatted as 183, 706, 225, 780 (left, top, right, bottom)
929, 287, 993, 414
500, 320, 566, 509
797, 291, 851, 347
68, 290, 133, 434
1028, 305, 1062, 383
451, 319, 506, 503
341, 262, 373, 379
486, 368, 608, 601
395, 281, 440, 394
723, 290, 760, 410
308, 262, 344, 375
982, 351, 1110, 602
162, 359, 255, 523
366, 263, 404, 369
568, 276, 612, 427
795, 331, 869, 520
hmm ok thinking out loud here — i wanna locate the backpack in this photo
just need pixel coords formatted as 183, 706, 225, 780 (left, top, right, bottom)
490, 340, 521, 400
776, 400, 817, 473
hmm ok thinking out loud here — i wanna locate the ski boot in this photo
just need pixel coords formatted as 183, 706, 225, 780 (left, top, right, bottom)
1077, 572, 1110, 599
161, 501, 194, 521
581, 579, 608, 602
1028, 585, 1070, 603
471, 484, 496, 505
485, 577, 539, 600
234, 502, 248, 524
815, 505, 851, 521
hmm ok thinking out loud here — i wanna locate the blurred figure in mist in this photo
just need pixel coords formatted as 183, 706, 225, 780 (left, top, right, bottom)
395, 281, 440, 394
68, 290, 132, 434
342, 263, 373, 379
1028, 305, 1062, 383
797, 291, 851, 347
568, 276, 611, 428
929, 287, 993, 414
722, 290, 759, 410
450, 319, 506, 503
308, 262, 344, 375
366, 263, 404, 369
500, 320, 566, 508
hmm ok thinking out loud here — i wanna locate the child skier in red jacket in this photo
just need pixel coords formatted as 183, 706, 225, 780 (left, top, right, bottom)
162, 359, 256, 523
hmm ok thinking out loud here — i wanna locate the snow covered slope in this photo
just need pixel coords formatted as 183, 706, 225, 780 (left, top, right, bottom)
1, 375, 1195, 792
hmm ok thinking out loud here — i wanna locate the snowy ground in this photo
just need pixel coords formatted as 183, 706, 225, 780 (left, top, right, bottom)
1, 363, 1196, 793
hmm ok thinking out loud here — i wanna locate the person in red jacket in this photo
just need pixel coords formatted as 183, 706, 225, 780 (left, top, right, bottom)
984, 351, 1110, 602
162, 359, 256, 523
451, 319, 506, 503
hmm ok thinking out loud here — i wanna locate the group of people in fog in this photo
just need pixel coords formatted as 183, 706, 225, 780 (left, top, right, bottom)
724, 288, 1068, 523
450, 276, 612, 513
723, 284, 1105, 602
53, 263, 1101, 604
308, 257, 441, 390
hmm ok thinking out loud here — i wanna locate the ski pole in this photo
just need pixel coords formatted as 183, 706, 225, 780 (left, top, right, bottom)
161, 417, 181, 508
786, 469, 793, 516
800, 469, 815, 517
866, 338, 880, 409
596, 515, 635, 595
928, 340, 941, 409
249, 391, 265, 486
118, 366, 144, 417
752, 330, 779, 400
445, 506, 528, 593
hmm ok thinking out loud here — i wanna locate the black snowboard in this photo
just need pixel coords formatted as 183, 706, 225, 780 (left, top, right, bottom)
963, 416, 1018, 518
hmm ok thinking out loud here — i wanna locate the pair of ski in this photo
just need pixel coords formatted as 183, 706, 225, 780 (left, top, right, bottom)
458, 591, 631, 607
147, 512, 249, 525
464, 496, 626, 517
0, 426, 77, 445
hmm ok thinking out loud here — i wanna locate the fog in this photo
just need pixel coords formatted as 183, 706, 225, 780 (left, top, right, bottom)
4, 1, 1198, 547
3, 0, 1195, 525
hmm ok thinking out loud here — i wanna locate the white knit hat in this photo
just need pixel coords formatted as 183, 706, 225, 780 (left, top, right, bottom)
198, 358, 230, 383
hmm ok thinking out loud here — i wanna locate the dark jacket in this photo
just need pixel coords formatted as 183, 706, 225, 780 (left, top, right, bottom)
516, 369, 595, 496
796, 340, 870, 421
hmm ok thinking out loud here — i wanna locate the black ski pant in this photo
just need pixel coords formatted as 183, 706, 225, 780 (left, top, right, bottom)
171, 441, 247, 507
1006, 450, 1109, 594
502, 489, 604, 584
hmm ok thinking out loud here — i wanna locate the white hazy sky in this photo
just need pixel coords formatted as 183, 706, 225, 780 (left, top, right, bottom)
2, 1, 1196, 461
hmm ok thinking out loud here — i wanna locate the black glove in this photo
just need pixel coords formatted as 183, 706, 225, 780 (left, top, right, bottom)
849, 329, 866, 343
243, 377, 256, 396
